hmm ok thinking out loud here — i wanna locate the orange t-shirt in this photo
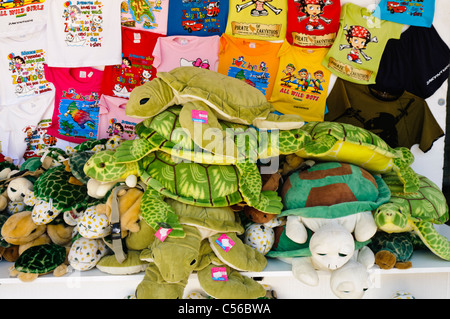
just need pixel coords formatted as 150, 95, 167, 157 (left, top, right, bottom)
218, 34, 283, 100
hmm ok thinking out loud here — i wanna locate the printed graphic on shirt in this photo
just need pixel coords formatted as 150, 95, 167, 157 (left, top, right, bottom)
105, 118, 137, 140
62, 1, 104, 48
278, 63, 326, 97
8, 50, 52, 99
23, 119, 58, 159
180, 57, 211, 69
226, 55, 270, 95
385, 1, 423, 17
0, 0, 45, 21
172, 0, 222, 34
121, 0, 165, 31
57, 89, 99, 140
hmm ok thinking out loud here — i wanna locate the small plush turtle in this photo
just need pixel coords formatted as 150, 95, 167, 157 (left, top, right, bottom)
135, 199, 267, 299
84, 150, 283, 238
296, 121, 419, 194
368, 232, 416, 269
373, 173, 450, 261
10, 244, 68, 282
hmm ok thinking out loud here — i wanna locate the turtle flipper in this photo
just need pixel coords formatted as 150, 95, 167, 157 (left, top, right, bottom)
413, 222, 450, 260
301, 135, 337, 156
140, 187, 185, 238
114, 139, 156, 163
392, 147, 420, 194
254, 190, 284, 214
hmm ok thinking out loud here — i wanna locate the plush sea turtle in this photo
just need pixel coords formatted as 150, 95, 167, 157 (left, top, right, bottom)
296, 121, 419, 194
10, 243, 67, 282
135, 199, 267, 299
126, 67, 304, 152
373, 173, 450, 261
84, 150, 283, 238
368, 232, 416, 270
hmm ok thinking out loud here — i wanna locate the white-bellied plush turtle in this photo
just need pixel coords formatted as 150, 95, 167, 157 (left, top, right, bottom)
368, 232, 416, 269
10, 243, 67, 282
373, 173, 450, 261
84, 150, 283, 238
126, 67, 304, 152
296, 121, 419, 194
135, 199, 267, 299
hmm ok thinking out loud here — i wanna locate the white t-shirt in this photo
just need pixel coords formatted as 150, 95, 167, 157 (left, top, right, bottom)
0, 25, 53, 106
45, 0, 122, 67
0, 0, 48, 37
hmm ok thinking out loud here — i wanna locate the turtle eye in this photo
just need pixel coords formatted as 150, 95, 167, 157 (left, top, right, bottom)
294, 134, 300, 139
140, 98, 150, 105
99, 162, 106, 168
190, 259, 197, 266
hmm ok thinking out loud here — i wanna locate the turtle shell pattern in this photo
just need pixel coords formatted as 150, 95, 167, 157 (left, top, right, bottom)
15, 244, 66, 274
369, 232, 414, 262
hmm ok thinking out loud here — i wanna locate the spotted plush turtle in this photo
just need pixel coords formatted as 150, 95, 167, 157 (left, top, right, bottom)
126, 67, 304, 152
369, 232, 416, 269
296, 121, 419, 194
373, 173, 450, 261
84, 150, 283, 238
10, 244, 67, 282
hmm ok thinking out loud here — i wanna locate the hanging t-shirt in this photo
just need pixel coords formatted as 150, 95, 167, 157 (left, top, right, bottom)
44, 65, 104, 144
269, 42, 331, 122
121, 0, 169, 34
0, 25, 53, 106
97, 95, 143, 140
101, 27, 163, 99
325, 78, 444, 152
373, 0, 435, 28
0, 0, 48, 37
0, 92, 55, 163
45, 0, 122, 67
286, 0, 341, 48
225, 0, 287, 41
218, 34, 283, 99
375, 25, 450, 100
166, 0, 228, 36
322, 3, 403, 85
152, 35, 220, 72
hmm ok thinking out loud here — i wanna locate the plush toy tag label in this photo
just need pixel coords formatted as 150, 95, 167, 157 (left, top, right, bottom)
192, 110, 208, 124
155, 227, 172, 242
215, 234, 235, 252
211, 267, 228, 281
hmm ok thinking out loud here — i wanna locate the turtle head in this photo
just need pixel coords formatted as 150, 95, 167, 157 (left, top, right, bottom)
126, 78, 174, 119
276, 128, 311, 154
373, 203, 410, 232
83, 150, 136, 182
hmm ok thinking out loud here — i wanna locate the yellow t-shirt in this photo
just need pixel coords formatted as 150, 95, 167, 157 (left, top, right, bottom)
225, 0, 288, 41
269, 42, 331, 122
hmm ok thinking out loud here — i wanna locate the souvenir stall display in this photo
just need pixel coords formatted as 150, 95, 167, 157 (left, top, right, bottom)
0, 0, 449, 301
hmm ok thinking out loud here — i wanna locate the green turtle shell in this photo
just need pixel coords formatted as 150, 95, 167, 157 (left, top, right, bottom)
369, 232, 415, 262
280, 162, 391, 218
14, 244, 66, 274
69, 151, 94, 184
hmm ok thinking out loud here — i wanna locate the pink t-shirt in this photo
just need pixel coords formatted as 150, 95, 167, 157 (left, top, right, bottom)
44, 65, 104, 144
97, 95, 143, 140
152, 35, 220, 72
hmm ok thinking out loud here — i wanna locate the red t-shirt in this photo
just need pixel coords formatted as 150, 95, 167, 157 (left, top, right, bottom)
286, 0, 340, 48
101, 27, 163, 98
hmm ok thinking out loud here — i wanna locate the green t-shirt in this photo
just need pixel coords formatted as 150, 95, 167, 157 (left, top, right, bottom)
322, 3, 403, 84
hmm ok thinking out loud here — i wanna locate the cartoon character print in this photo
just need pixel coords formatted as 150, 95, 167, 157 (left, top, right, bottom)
280, 63, 325, 93
296, 0, 332, 31
227, 55, 270, 95
107, 119, 124, 137
236, 0, 282, 16
180, 57, 211, 69
339, 25, 378, 64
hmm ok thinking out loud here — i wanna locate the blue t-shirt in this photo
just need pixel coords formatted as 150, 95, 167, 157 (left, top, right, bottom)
167, 0, 228, 36
373, 0, 435, 27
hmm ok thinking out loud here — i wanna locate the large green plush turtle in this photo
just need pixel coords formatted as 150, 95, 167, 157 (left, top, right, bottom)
126, 67, 304, 152
373, 173, 450, 261
296, 121, 419, 194
10, 244, 67, 282
136, 199, 267, 299
84, 150, 283, 238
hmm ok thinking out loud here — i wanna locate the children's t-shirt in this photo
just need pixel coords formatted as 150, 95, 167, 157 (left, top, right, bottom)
322, 3, 403, 85
0, 0, 48, 37
44, 65, 104, 144
0, 92, 55, 163
101, 28, 163, 99
46, 0, 122, 67
325, 78, 444, 152
121, 0, 169, 34
373, 0, 435, 28
97, 95, 143, 140
0, 25, 53, 106
152, 35, 220, 72
218, 34, 283, 100
269, 43, 331, 122
167, 0, 228, 36
225, 0, 287, 41
286, 0, 341, 48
